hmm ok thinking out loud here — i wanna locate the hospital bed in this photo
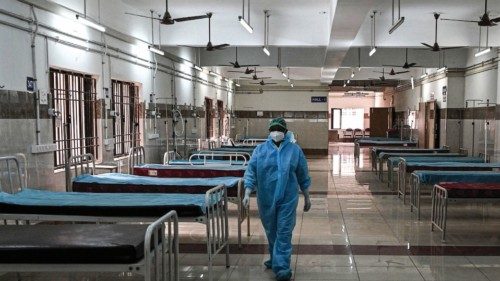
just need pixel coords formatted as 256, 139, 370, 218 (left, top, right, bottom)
71, 151, 248, 248
370, 147, 450, 171
354, 138, 417, 159
409, 170, 500, 219
431, 182, 500, 241
128, 147, 250, 247
377, 152, 463, 182
397, 160, 499, 199
385, 155, 478, 188
1, 156, 228, 281
190, 150, 252, 162
0, 212, 179, 281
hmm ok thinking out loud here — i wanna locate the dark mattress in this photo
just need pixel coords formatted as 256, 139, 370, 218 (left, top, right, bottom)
0, 224, 149, 264
72, 174, 240, 197
133, 164, 245, 179
438, 182, 500, 199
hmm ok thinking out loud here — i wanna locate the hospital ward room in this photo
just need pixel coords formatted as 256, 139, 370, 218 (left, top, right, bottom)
1, 0, 500, 280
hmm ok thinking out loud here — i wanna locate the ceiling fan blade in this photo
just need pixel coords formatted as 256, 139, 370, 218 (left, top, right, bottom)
382, 65, 401, 67
441, 18, 479, 23
239, 64, 260, 67
214, 44, 230, 50
218, 65, 234, 67
408, 63, 417, 67
265, 83, 278, 85
174, 14, 210, 22
228, 71, 245, 73
491, 16, 500, 22
250, 83, 261, 84
125, 12, 161, 20
394, 71, 410, 74
421, 43, 433, 49
440, 46, 461, 50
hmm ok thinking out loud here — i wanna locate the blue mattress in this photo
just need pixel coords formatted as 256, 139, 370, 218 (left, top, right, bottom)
0, 188, 208, 217
388, 156, 484, 166
168, 159, 247, 166
379, 152, 460, 160
372, 148, 449, 157
356, 137, 401, 142
357, 140, 417, 146
195, 148, 255, 154
137, 163, 246, 171
74, 173, 240, 189
412, 171, 500, 185
407, 162, 500, 168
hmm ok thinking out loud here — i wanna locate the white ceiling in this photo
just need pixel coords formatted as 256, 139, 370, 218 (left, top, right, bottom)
115, 0, 500, 82
121, 0, 331, 46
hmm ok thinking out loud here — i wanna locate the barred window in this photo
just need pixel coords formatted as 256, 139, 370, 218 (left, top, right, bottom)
111, 80, 140, 156
50, 68, 98, 169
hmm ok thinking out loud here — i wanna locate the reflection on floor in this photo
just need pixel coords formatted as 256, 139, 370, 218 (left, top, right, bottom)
2, 143, 499, 280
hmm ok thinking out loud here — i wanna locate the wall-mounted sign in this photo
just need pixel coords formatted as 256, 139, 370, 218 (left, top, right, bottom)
311, 96, 327, 103
442, 86, 447, 103
26, 77, 35, 92
256, 111, 264, 117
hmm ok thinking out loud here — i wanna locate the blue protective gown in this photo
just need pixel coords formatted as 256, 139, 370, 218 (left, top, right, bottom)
244, 132, 311, 279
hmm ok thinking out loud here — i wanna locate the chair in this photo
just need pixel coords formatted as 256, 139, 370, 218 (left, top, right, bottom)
344, 128, 353, 139
354, 128, 363, 138
363, 128, 370, 137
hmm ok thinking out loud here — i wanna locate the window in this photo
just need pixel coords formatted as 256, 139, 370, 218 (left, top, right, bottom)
111, 80, 141, 156
331, 108, 342, 129
407, 110, 416, 129
205, 98, 213, 138
341, 108, 364, 130
50, 68, 98, 169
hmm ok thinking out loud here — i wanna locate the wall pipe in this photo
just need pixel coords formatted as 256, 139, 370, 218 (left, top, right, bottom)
29, 5, 41, 145
0, 8, 233, 93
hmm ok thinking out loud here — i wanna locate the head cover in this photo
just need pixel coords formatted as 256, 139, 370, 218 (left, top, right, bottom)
269, 117, 287, 131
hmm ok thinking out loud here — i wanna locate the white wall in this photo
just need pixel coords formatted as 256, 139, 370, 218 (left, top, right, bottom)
235, 90, 328, 111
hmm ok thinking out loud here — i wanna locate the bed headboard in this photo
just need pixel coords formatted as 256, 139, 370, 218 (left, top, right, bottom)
65, 154, 95, 191
128, 146, 145, 172
0, 156, 25, 193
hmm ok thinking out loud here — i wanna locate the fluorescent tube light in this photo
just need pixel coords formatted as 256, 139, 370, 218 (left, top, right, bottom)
411, 77, 414, 89
388, 17, 405, 34
235, 83, 241, 87
76, 15, 106, 32
194, 65, 203, 71
347, 80, 350, 84
238, 16, 254, 34
343, 82, 347, 87
282, 72, 287, 78
290, 83, 294, 88
287, 78, 291, 83
350, 71, 355, 78
475, 47, 491, 57
148, 46, 164, 56
262, 46, 270, 56
420, 73, 427, 79
223, 78, 229, 82
183, 61, 194, 68
437, 67, 447, 72
369, 47, 377, 56
209, 71, 222, 79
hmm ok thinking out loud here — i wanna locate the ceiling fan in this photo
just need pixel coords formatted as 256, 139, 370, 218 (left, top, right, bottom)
228, 67, 262, 75
422, 13, 460, 52
441, 0, 500, 27
383, 48, 419, 69
220, 47, 259, 68
204, 13, 230, 51
374, 68, 409, 76
240, 70, 271, 80
125, 0, 208, 25
251, 79, 278, 86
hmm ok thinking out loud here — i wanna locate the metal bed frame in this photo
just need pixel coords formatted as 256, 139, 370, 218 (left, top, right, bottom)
0, 211, 179, 281
408, 170, 497, 221
128, 148, 250, 247
431, 184, 500, 242
0, 156, 180, 281
189, 152, 249, 166
3, 155, 229, 281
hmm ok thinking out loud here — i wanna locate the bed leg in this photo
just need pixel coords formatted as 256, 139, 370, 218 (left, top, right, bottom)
247, 204, 251, 237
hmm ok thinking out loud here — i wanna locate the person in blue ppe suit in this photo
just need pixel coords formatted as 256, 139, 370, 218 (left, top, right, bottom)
243, 117, 311, 281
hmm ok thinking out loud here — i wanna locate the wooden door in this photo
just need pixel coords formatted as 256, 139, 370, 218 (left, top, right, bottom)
369, 107, 394, 137
205, 98, 213, 138
418, 102, 426, 148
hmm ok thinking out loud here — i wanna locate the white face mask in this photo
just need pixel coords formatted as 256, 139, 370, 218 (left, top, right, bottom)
269, 131, 285, 142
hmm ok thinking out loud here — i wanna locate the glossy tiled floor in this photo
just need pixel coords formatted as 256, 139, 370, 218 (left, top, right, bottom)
2, 143, 499, 280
